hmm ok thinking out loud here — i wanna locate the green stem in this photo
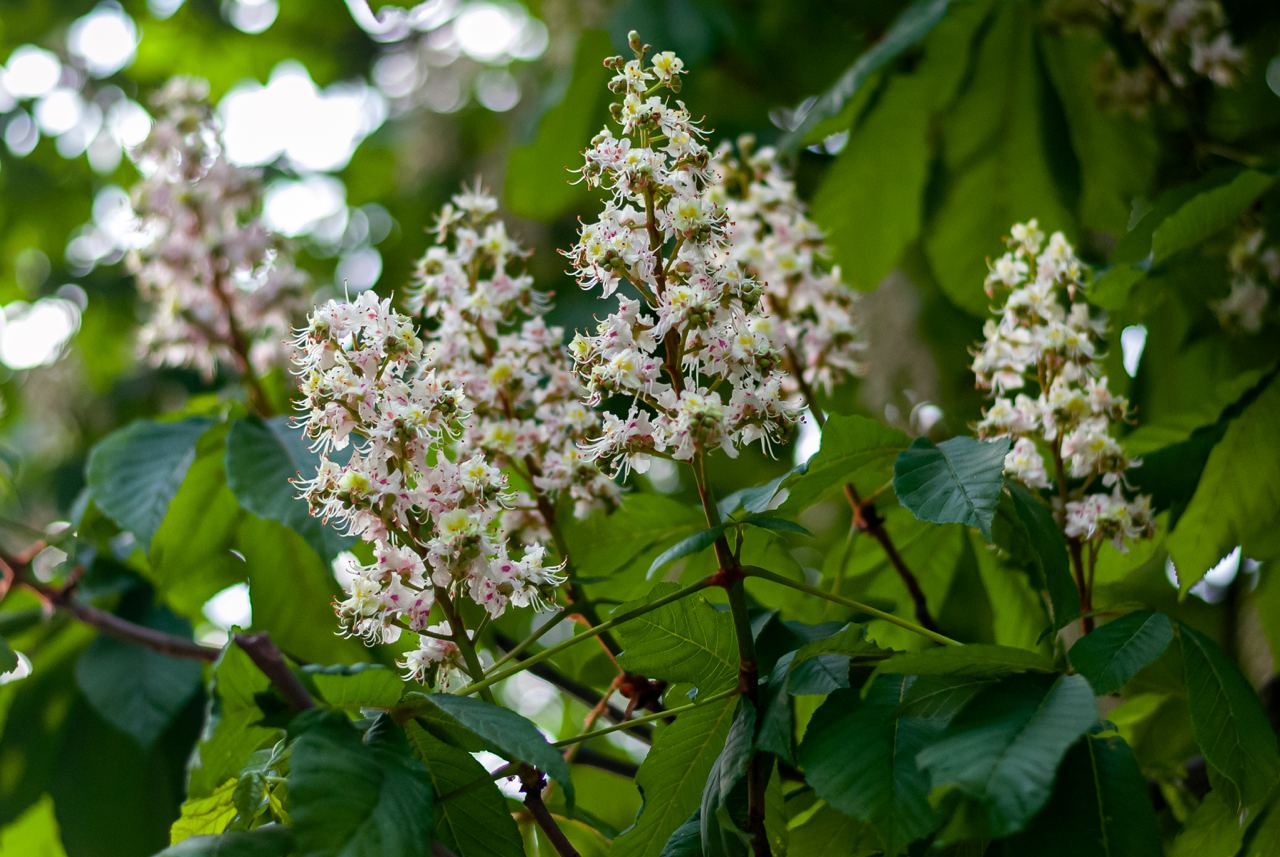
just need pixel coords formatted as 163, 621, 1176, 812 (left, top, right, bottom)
488, 606, 573, 672
452, 577, 714, 698
435, 587, 497, 704
551, 686, 738, 748
745, 566, 962, 647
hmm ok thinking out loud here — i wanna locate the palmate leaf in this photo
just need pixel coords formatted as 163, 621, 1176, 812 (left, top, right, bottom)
612, 693, 738, 857
916, 673, 1098, 838
998, 733, 1161, 857
86, 416, 215, 547
1068, 611, 1173, 695
799, 677, 946, 855
893, 436, 1010, 540
225, 415, 352, 560
1180, 623, 1280, 809
614, 582, 737, 690
288, 713, 433, 857
415, 693, 572, 803
404, 723, 523, 857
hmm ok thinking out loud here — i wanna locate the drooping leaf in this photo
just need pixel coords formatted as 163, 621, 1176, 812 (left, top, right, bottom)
871, 643, 1052, 683
1149, 170, 1276, 264
74, 602, 204, 750
998, 733, 1161, 857
404, 723, 524, 857
699, 701, 755, 856
916, 673, 1098, 838
154, 825, 295, 857
1169, 378, 1280, 592
614, 582, 738, 690
416, 693, 572, 803
782, 414, 911, 513
1180, 623, 1280, 809
999, 484, 1081, 630
612, 693, 737, 857
780, 0, 951, 148
85, 417, 215, 547
225, 416, 352, 560
647, 526, 725, 578
1068, 611, 1173, 695
799, 677, 945, 855
304, 663, 404, 709
288, 713, 433, 857
893, 436, 1010, 540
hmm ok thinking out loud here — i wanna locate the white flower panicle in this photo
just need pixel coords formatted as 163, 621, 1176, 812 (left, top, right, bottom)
1213, 224, 1279, 333
565, 34, 797, 476
292, 290, 563, 684
1096, 0, 1244, 110
127, 78, 305, 379
973, 220, 1154, 552
711, 137, 865, 400
407, 185, 619, 531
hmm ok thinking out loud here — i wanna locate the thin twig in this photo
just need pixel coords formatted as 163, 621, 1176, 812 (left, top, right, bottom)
520, 769, 581, 857
234, 632, 314, 710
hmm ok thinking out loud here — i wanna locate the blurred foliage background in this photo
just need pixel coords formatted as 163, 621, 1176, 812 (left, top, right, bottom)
1, 0, 1280, 853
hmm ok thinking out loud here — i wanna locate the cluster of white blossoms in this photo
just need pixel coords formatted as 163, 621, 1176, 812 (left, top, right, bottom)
973, 220, 1154, 551
1095, 0, 1244, 111
292, 290, 564, 685
1213, 224, 1279, 333
405, 185, 619, 534
127, 78, 305, 379
711, 137, 865, 402
565, 35, 797, 476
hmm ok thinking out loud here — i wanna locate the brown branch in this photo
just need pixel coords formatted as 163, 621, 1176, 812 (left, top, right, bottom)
843, 483, 942, 635
520, 769, 581, 857
234, 631, 314, 710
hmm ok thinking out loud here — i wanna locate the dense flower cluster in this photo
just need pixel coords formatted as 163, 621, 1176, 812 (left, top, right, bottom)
127, 78, 305, 378
1095, 0, 1244, 111
1213, 224, 1279, 333
292, 290, 563, 685
711, 137, 865, 401
973, 220, 1154, 551
565, 35, 797, 475
406, 185, 618, 535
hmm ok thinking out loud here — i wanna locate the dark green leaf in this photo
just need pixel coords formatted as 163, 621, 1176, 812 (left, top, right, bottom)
1150, 170, 1276, 264
1068, 612, 1173, 695
1001, 484, 1080, 630
289, 713, 433, 857
700, 701, 755, 855
405, 723, 524, 857
871, 643, 1053, 682
893, 435, 1010, 539
417, 693, 572, 803
0, 635, 16, 674
86, 417, 214, 546
1180, 623, 1280, 809
916, 674, 1098, 838
74, 604, 203, 749
647, 525, 725, 578
786, 804, 879, 855
800, 678, 945, 855
154, 825, 295, 856
660, 812, 703, 857
225, 416, 352, 560
738, 514, 812, 538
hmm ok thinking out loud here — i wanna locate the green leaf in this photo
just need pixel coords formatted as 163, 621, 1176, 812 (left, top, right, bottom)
780, 0, 951, 148
923, 0, 1076, 315
562, 493, 705, 598
86, 417, 214, 546
225, 416, 352, 560
1179, 623, 1280, 809
73, 603, 204, 750
799, 677, 945, 855
505, 29, 612, 221
738, 514, 812, 538
1150, 170, 1276, 264
153, 826, 295, 857
416, 693, 572, 803
614, 582, 737, 689
648, 525, 725, 578
304, 663, 404, 709
1068, 611, 1173, 695
893, 436, 1010, 540
1169, 378, 1280, 592
187, 644, 282, 799
786, 804, 879, 855
718, 468, 797, 517
917, 674, 1098, 838
170, 779, 239, 843
782, 414, 910, 513
1000, 484, 1080, 630
699, 701, 755, 855
999, 733, 1161, 857
612, 693, 738, 857
404, 723, 524, 857
872, 643, 1054, 682
1168, 789, 1247, 857
0, 635, 16, 674
288, 713, 433, 857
